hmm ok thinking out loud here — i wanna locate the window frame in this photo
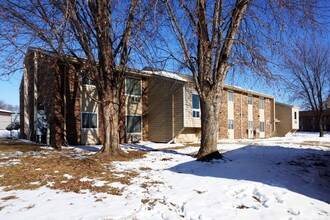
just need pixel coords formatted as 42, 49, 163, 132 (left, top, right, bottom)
82, 72, 96, 86
260, 121, 265, 132
228, 90, 234, 102
125, 77, 142, 96
192, 94, 200, 118
126, 115, 142, 134
228, 119, 234, 130
248, 120, 253, 129
81, 112, 98, 130
248, 94, 253, 105
259, 97, 265, 109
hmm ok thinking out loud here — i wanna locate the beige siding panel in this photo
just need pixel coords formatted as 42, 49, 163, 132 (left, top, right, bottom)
275, 103, 299, 137
148, 76, 184, 142
0, 113, 12, 130
228, 92, 234, 139
81, 129, 99, 145
173, 88, 184, 138
184, 84, 201, 128
126, 96, 142, 115
292, 107, 299, 129
81, 86, 98, 112
176, 128, 201, 143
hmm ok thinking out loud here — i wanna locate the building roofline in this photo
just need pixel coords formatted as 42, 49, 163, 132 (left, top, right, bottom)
0, 109, 14, 114
275, 101, 299, 109
23, 49, 275, 99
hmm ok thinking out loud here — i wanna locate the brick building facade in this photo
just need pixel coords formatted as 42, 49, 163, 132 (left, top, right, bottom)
20, 48, 295, 147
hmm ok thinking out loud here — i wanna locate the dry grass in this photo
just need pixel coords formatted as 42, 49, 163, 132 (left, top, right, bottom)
0, 138, 42, 152
1, 195, 17, 200
0, 155, 140, 194
0, 139, 148, 195
139, 167, 151, 171
140, 181, 164, 189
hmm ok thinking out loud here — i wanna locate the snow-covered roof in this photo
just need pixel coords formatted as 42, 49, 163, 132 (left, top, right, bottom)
0, 109, 14, 114
142, 70, 187, 82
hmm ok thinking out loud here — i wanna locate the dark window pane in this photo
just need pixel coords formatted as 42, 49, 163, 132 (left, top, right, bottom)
126, 78, 142, 96
82, 112, 98, 129
127, 116, 142, 133
192, 94, 200, 109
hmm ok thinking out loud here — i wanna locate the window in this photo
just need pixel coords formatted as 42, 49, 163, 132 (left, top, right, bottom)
248, 121, 253, 129
126, 115, 142, 133
126, 77, 142, 96
82, 72, 96, 86
228, 119, 234, 129
248, 94, 253, 105
192, 94, 200, 118
294, 112, 297, 120
260, 121, 265, 132
259, 97, 264, 109
82, 112, 97, 129
228, 91, 234, 101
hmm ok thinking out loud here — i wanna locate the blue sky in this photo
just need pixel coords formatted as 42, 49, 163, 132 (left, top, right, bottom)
0, 72, 22, 107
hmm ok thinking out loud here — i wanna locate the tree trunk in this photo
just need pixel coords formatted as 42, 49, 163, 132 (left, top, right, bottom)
318, 118, 324, 137
197, 93, 223, 161
99, 87, 125, 157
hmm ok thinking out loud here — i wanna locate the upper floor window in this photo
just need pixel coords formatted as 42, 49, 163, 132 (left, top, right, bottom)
294, 111, 297, 120
82, 72, 96, 86
259, 97, 265, 109
248, 94, 253, 105
192, 94, 200, 118
126, 77, 142, 96
82, 112, 97, 129
228, 91, 234, 102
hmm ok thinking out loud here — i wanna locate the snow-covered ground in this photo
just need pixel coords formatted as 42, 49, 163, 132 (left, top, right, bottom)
1, 132, 329, 219
0, 130, 19, 139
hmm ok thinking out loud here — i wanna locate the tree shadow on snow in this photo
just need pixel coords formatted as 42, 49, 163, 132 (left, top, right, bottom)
168, 145, 330, 204
74, 145, 101, 152
122, 143, 192, 157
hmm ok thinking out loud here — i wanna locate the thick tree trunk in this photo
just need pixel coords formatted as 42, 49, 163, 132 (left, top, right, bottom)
197, 93, 223, 161
99, 87, 125, 157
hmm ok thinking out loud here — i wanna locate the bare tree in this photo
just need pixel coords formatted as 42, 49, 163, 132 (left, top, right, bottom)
0, 100, 19, 112
158, 0, 325, 160
283, 40, 330, 137
0, 0, 153, 156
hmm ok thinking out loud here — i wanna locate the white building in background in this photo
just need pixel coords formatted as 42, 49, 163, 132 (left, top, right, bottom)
0, 109, 14, 130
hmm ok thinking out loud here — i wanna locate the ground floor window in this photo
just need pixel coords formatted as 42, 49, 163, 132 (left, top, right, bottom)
82, 112, 98, 129
192, 94, 200, 118
248, 121, 253, 129
126, 115, 142, 133
228, 119, 234, 129
260, 121, 265, 132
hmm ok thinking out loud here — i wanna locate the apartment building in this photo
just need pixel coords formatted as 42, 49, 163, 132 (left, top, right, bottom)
20, 48, 296, 146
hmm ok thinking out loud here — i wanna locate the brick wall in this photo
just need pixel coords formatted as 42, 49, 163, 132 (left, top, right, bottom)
219, 90, 228, 139
218, 90, 274, 140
